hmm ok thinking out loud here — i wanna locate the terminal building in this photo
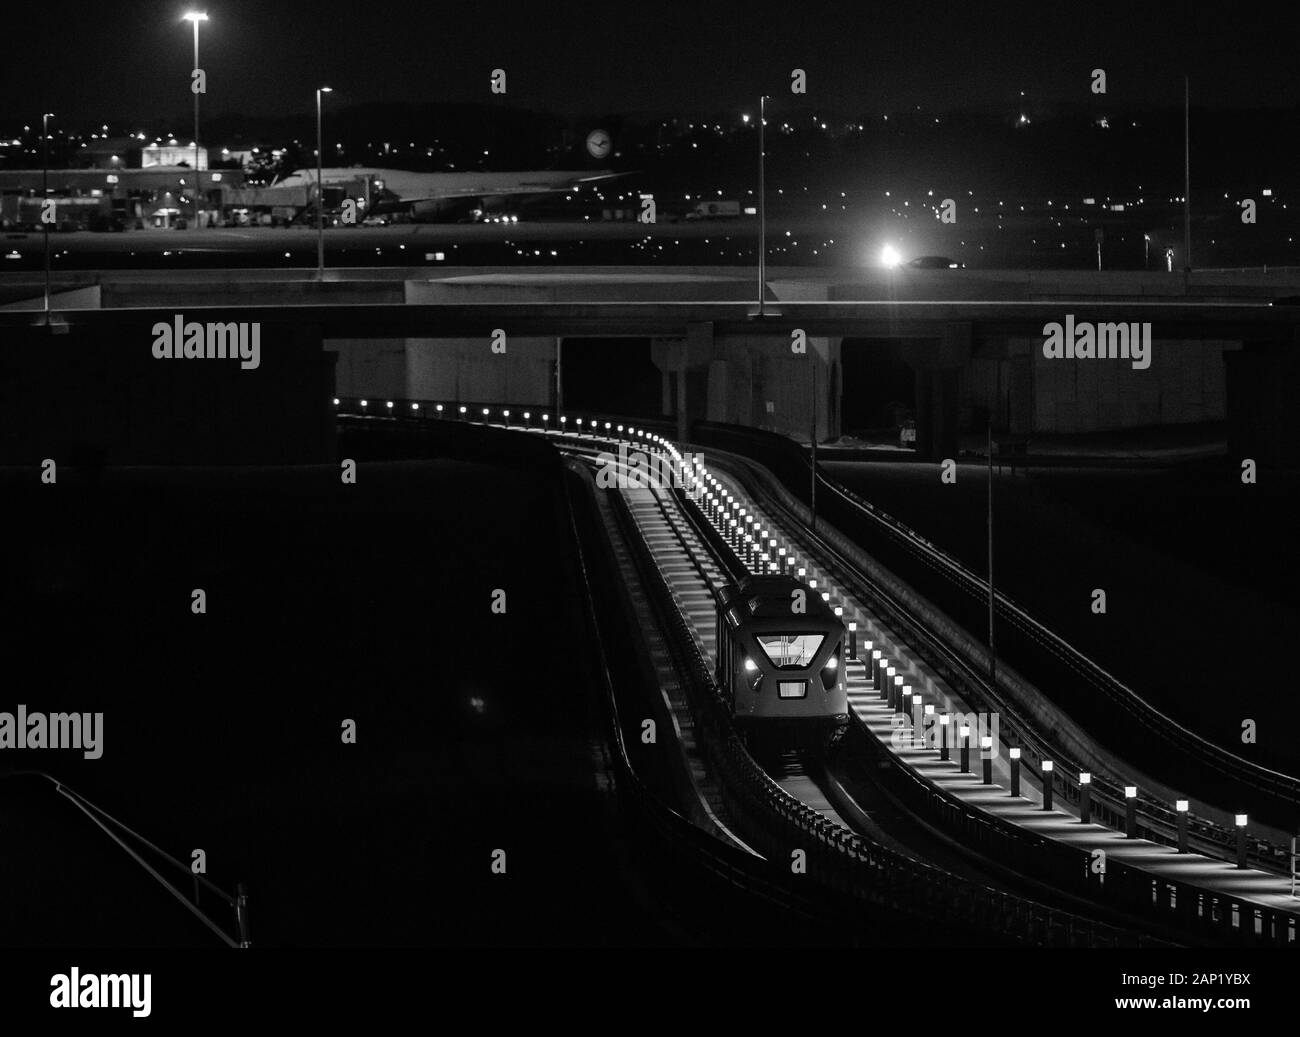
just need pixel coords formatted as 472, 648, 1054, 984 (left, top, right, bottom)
0, 136, 305, 229
0, 165, 305, 230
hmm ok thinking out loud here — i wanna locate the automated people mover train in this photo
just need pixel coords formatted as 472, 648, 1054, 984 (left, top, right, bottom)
715, 575, 849, 752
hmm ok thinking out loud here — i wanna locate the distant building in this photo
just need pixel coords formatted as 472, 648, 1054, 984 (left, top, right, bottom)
142, 143, 208, 170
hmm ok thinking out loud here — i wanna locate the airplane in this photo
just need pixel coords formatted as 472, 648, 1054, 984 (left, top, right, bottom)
271, 166, 625, 222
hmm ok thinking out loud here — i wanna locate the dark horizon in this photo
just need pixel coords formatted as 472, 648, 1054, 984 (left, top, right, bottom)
4, 1, 1299, 128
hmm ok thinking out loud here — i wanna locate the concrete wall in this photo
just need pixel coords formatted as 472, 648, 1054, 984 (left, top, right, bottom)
962, 335, 1242, 434
653, 326, 836, 442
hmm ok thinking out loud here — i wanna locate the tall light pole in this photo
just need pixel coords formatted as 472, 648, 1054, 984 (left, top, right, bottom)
183, 12, 208, 229
316, 86, 333, 279
1183, 75, 1192, 279
42, 112, 53, 315
987, 418, 996, 687
758, 95, 765, 312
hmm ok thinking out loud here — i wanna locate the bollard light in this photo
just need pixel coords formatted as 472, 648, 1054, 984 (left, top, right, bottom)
436, 404, 444, 413
939, 713, 951, 761
1124, 785, 1138, 838
1236, 814, 1249, 869
1079, 772, 1092, 823
981, 735, 993, 784
1175, 799, 1189, 853
959, 724, 971, 773
1041, 760, 1054, 810
848, 621, 857, 660
387, 401, 394, 409
360, 399, 369, 408
1009, 746, 1021, 796
332, 397, 340, 406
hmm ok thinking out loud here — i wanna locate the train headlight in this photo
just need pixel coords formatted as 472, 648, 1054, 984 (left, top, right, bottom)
820, 653, 840, 690
744, 657, 757, 673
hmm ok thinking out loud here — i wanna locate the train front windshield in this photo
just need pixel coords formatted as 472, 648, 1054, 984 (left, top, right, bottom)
756, 634, 825, 669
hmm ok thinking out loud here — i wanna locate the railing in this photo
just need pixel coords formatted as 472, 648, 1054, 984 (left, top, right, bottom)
3, 771, 248, 947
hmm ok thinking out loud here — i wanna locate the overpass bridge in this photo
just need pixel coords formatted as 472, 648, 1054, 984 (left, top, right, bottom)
2, 266, 1299, 465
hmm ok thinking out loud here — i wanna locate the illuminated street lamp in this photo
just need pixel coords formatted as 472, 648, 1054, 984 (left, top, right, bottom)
182, 13, 208, 229
316, 86, 333, 278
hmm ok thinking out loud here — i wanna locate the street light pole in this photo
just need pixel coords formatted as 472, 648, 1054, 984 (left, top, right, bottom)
758, 94, 767, 316
987, 418, 996, 687
1183, 75, 1192, 280
42, 112, 52, 315
316, 86, 332, 279
183, 13, 208, 229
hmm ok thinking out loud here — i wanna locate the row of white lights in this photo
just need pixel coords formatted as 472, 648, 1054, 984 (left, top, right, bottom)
674, 427, 1254, 851
352, 399, 1253, 855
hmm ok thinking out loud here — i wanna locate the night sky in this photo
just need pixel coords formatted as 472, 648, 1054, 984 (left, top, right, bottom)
6, 1, 1299, 127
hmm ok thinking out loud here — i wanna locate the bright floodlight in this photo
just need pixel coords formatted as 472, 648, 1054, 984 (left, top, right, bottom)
182, 11, 209, 21
881, 244, 902, 268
